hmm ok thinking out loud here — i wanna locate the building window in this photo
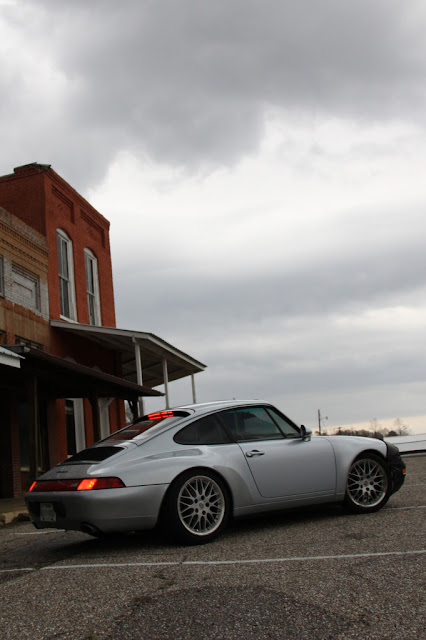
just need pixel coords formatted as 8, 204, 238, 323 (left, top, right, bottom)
15, 336, 44, 351
0, 255, 4, 296
11, 264, 41, 311
84, 248, 101, 325
57, 229, 76, 321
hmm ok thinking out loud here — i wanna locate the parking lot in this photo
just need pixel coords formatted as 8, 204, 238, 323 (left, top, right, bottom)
0, 456, 424, 639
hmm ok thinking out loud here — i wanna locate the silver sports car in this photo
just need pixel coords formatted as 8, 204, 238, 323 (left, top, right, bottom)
26, 400, 406, 544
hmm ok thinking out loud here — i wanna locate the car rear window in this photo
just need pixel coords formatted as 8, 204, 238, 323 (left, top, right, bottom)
103, 410, 190, 442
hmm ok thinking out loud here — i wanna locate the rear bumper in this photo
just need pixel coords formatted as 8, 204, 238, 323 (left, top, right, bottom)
25, 484, 168, 534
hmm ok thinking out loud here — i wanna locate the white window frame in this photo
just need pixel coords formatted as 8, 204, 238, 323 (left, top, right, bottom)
84, 248, 102, 326
57, 229, 77, 321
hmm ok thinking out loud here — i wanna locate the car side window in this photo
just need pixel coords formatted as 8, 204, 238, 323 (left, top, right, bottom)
174, 415, 231, 445
219, 407, 284, 442
266, 407, 300, 438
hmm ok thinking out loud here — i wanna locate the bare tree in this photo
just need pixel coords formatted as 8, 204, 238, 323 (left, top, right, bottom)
369, 418, 383, 439
331, 417, 410, 439
391, 418, 409, 436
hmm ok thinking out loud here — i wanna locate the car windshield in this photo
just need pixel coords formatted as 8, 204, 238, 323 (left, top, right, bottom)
102, 411, 189, 442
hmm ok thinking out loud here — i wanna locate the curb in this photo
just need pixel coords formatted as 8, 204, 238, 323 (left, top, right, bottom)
0, 510, 31, 526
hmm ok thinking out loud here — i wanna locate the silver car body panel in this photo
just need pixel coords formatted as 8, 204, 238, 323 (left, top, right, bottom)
26, 485, 166, 533
25, 401, 392, 534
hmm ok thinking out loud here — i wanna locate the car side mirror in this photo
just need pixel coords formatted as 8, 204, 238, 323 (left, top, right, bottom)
300, 425, 312, 441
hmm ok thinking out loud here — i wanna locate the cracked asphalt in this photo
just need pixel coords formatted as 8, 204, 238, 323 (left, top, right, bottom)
0, 456, 424, 639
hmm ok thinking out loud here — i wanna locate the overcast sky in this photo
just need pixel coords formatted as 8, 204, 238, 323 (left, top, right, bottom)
1, 0, 425, 431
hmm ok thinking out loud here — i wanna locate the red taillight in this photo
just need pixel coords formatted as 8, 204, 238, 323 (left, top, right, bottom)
77, 477, 125, 490
29, 479, 81, 492
28, 477, 125, 492
77, 478, 97, 491
147, 411, 174, 420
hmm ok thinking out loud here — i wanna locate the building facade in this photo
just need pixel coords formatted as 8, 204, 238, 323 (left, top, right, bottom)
0, 163, 205, 497
0, 206, 50, 496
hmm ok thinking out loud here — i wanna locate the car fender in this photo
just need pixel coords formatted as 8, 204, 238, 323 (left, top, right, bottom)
323, 436, 387, 496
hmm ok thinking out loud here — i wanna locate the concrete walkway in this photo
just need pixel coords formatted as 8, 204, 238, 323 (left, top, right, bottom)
0, 498, 30, 525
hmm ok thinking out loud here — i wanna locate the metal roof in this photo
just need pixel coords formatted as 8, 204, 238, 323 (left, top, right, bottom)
0, 346, 23, 368
50, 320, 206, 389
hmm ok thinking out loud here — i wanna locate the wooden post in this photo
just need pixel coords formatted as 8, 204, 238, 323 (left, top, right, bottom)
27, 376, 39, 484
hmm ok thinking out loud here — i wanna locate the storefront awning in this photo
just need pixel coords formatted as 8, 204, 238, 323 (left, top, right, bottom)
5, 346, 163, 400
0, 346, 23, 369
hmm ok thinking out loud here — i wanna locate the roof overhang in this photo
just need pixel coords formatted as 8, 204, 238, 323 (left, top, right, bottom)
50, 320, 207, 388
5, 346, 163, 400
0, 346, 23, 369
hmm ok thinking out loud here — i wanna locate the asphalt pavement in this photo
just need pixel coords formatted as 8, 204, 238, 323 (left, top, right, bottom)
0, 456, 424, 640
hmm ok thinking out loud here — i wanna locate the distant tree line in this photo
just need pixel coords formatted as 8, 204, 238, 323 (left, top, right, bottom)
317, 418, 410, 439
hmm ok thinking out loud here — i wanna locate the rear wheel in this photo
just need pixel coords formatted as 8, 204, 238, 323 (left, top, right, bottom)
344, 454, 391, 513
161, 470, 230, 545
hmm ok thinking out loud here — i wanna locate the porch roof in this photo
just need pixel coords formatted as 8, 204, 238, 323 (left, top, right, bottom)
5, 345, 163, 400
50, 320, 206, 388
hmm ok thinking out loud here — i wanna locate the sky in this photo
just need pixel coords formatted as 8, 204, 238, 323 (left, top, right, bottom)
1, 0, 425, 432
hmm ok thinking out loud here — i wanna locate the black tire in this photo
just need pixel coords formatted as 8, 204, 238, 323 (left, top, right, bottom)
160, 470, 230, 545
344, 453, 391, 514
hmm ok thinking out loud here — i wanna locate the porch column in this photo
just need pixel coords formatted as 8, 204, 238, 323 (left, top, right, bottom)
191, 373, 197, 404
133, 339, 145, 417
162, 358, 170, 409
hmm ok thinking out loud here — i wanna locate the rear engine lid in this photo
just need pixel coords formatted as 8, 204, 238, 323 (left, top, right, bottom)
37, 463, 99, 481
36, 442, 136, 481
60, 444, 131, 465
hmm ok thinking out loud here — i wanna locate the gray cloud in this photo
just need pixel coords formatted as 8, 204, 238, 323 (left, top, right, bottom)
1, 1, 426, 186
115, 225, 426, 330
1, 0, 425, 428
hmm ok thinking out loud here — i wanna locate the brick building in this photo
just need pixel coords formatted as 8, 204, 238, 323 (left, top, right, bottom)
0, 163, 206, 498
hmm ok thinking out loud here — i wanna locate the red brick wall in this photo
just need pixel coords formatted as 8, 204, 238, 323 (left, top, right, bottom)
0, 164, 117, 329
0, 166, 47, 235
42, 169, 116, 328
54, 399, 68, 464
0, 300, 50, 348
0, 165, 124, 494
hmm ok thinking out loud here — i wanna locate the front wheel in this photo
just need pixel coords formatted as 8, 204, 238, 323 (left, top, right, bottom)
161, 470, 230, 545
344, 454, 391, 513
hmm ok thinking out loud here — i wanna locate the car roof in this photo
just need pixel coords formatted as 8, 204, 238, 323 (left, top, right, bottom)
174, 399, 269, 416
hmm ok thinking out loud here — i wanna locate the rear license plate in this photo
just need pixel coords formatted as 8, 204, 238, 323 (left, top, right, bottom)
40, 503, 56, 522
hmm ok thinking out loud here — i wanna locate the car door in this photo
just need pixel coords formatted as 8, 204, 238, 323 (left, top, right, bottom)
219, 406, 336, 499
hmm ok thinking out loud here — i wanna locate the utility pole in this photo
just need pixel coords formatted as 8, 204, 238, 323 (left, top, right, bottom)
318, 409, 328, 435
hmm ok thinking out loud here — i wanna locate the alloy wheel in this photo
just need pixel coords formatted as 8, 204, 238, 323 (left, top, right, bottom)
347, 458, 388, 507
177, 475, 226, 536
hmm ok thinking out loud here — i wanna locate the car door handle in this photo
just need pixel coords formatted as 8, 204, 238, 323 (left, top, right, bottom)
246, 450, 265, 457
